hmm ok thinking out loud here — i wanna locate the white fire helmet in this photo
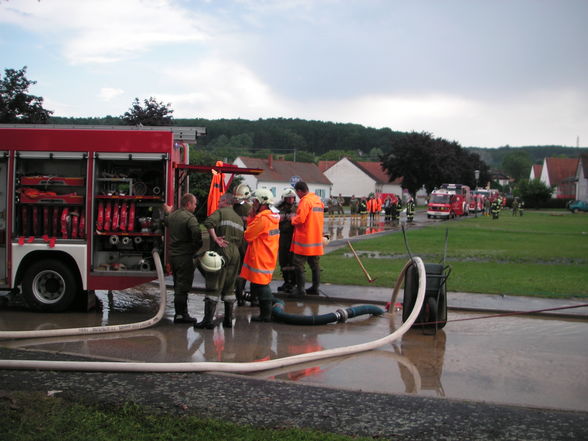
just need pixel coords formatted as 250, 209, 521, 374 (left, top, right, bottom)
234, 184, 252, 201
250, 188, 274, 205
281, 187, 297, 200
199, 251, 225, 273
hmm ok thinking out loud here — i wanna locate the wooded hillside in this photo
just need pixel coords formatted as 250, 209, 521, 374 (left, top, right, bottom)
51, 116, 586, 167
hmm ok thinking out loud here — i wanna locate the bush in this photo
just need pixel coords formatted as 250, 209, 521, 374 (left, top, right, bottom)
514, 179, 552, 208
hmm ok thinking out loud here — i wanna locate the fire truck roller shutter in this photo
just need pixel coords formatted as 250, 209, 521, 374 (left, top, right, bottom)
20, 253, 81, 312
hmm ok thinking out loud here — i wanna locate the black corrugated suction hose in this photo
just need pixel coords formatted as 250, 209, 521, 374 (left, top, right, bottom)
271, 298, 384, 325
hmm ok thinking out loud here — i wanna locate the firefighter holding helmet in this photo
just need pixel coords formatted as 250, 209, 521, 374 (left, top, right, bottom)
239, 188, 280, 322
195, 192, 244, 329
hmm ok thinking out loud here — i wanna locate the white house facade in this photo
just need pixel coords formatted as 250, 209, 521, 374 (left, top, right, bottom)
320, 157, 403, 198
233, 156, 332, 202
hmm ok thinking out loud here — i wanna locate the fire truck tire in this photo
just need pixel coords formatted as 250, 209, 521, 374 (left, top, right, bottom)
22, 260, 79, 312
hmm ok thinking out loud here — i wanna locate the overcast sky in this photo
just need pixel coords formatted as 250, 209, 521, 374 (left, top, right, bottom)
1, 0, 586, 148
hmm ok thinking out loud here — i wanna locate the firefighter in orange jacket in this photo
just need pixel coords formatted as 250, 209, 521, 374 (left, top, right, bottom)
290, 181, 324, 297
366, 193, 377, 222
240, 188, 280, 322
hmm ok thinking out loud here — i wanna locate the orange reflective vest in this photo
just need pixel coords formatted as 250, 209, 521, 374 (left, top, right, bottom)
207, 161, 226, 216
240, 209, 280, 285
291, 192, 324, 256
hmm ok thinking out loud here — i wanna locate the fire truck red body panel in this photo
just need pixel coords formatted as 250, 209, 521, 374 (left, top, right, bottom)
427, 184, 471, 219
0, 125, 203, 310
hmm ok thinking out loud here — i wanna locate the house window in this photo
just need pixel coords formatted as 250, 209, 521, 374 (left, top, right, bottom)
270, 187, 276, 197
315, 188, 325, 199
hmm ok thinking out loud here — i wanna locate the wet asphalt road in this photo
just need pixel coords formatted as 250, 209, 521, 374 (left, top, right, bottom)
1, 346, 587, 440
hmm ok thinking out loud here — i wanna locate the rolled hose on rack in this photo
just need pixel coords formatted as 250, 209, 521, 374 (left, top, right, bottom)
0, 257, 427, 373
271, 298, 384, 325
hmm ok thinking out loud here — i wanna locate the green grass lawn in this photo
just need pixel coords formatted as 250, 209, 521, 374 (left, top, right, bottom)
0, 393, 375, 441
320, 211, 588, 299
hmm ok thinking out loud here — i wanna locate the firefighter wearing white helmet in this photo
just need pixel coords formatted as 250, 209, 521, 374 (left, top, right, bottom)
232, 184, 253, 306
250, 187, 274, 205
276, 187, 298, 293
239, 187, 281, 322
234, 183, 251, 201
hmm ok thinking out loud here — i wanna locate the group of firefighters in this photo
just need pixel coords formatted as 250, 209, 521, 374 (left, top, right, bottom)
329, 193, 416, 223
164, 180, 325, 329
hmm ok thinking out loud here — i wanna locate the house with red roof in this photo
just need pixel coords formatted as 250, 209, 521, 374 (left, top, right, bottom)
575, 154, 588, 201
318, 157, 403, 199
539, 157, 579, 199
529, 163, 543, 180
233, 155, 332, 202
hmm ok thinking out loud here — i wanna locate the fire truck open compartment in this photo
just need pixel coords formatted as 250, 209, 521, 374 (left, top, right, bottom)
0, 124, 206, 312
92, 153, 167, 275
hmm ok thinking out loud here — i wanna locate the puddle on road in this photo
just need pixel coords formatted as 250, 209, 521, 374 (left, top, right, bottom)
1, 286, 587, 412
323, 215, 413, 241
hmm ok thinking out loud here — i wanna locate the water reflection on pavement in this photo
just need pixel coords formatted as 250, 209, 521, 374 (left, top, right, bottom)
1, 284, 586, 413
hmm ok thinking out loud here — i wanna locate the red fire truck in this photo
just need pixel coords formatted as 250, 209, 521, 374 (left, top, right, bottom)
427, 184, 471, 219
0, 125, 260, 312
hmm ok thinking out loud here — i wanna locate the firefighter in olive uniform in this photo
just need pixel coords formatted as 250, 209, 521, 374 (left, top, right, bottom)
195, 193, 244, 329
232, 184, 252, 306
163, 193, 203, 324
276, 187, 298, 293
406, 196, 416, 222
240, 188, 280, 322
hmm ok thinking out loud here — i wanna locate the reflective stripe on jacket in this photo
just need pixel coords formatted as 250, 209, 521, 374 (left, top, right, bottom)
240, 209, 280, 285
290, 192, 324, 256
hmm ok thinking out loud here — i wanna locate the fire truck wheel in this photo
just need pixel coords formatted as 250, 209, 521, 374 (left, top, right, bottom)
22, 260, 79, 312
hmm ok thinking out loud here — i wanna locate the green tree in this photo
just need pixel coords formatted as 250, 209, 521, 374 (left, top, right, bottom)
502, 150, 532, 182
368, 147, 383, 160
284, 150, 315, 163
381, 131, 491, 197
514, 179, 552, 208
121, 97, 173, 126
0, 66, 53, 123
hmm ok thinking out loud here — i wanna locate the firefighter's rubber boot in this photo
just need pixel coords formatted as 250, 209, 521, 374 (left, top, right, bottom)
173, 312, 198, 324
277, 270, 295, 293
306, 270, 320, 295
235, 277, 246, 306
174, 300, 197, 324
289, 268, 306, 298
251, 286, 273, 322
193, 299, 218, 329
223, 301, 235, 328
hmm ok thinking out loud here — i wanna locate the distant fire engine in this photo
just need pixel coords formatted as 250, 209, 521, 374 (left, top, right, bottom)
427, 184, 471, 219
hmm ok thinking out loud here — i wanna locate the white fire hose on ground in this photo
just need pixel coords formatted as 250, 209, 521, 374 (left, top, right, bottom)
0, 250, 167, 340
0, 252, 426, 373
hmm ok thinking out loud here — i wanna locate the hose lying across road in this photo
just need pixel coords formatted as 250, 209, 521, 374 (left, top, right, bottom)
0, 252, 427, 373
0, 249, 167, 340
